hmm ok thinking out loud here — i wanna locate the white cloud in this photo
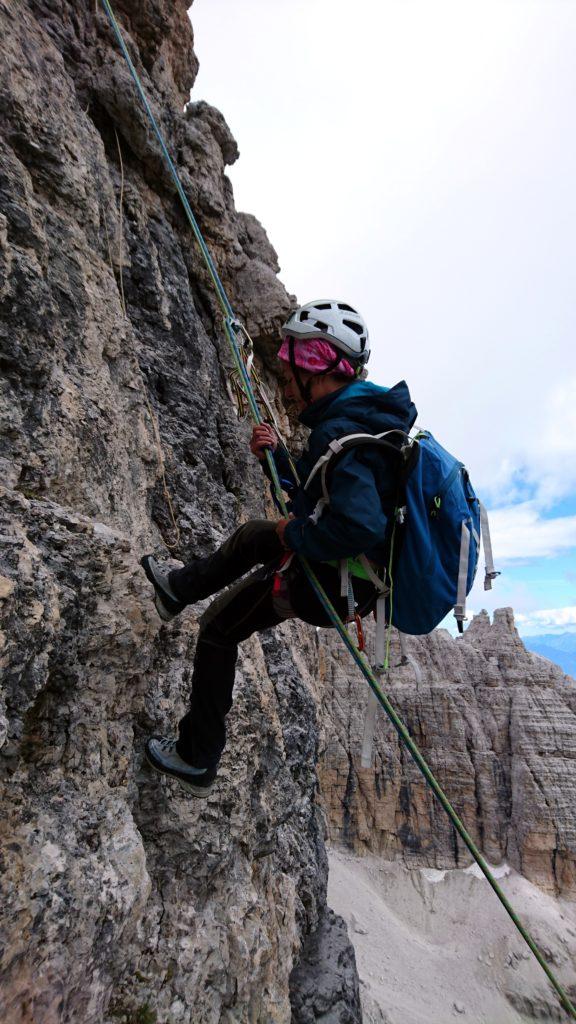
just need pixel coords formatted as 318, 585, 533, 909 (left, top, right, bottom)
190, 1, 576, 617
515, 606, 576, 633
191, 1, 576, 522
488, 502, 576, 563
442, 605, 576, 637
481, 377, 576, 510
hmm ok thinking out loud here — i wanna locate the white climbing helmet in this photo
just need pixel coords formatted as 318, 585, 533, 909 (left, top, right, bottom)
282, 300, 370, 365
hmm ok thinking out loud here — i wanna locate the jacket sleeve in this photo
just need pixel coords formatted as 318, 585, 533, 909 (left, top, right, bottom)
282, 450, 387, 561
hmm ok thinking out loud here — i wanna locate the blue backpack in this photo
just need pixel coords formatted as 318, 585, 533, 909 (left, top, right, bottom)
391, 430, 499, 633
305, 429, 498, 635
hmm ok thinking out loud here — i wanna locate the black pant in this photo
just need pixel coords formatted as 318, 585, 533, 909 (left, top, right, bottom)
169, 520, 377, 770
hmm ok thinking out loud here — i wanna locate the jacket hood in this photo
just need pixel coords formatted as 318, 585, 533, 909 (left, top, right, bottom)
299, 379, 417, 434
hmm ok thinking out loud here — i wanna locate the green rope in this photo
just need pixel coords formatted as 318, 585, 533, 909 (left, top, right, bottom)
100, 0, 233, 321
99, 4, 576, 1017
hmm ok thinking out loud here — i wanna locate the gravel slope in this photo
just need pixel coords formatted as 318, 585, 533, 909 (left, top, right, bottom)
328, 847, 576, 1024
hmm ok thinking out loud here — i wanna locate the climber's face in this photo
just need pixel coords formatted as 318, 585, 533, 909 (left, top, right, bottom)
279, 365, 346, 413
279, 366, 308, 412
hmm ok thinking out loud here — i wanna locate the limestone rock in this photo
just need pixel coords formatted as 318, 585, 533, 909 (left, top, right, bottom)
289, 908, 363, 1024
317, 609, 576, 898
2, 2, 576, 1023
0, 2, 354, 1022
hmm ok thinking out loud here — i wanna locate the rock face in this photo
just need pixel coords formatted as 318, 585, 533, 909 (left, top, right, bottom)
1, 2, 575, 1023
0, 2, 357, 1022
289, 908, 362, 1024
317, 608, 576, 898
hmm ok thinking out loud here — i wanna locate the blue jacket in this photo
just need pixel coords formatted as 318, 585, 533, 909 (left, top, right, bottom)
266, 380, 417, 563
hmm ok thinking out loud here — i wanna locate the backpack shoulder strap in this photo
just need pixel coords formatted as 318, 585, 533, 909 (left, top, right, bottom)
304, 429, 413, 500
303, 432, 383, 491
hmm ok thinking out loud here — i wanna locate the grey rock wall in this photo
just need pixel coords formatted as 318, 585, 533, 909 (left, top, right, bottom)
0, 2, 359, 1022
1, 2, 575, 1023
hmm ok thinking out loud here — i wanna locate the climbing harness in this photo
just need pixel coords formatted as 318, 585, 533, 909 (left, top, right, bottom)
99, 3, 576, 1017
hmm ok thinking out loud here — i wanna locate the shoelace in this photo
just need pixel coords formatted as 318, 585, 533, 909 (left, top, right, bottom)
156, 738, 206, 775
158, 738, 176, 753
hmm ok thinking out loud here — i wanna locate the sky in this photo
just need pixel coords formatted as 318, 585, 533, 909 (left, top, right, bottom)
188, 0, 576, 636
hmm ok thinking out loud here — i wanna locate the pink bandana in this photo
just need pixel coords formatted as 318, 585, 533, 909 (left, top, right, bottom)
278, 336, 355, 378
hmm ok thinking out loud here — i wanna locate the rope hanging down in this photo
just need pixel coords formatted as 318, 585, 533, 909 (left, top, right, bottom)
99, 3, 576, 1018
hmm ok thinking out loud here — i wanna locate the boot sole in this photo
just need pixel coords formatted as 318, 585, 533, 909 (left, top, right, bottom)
179, 779, 215, 797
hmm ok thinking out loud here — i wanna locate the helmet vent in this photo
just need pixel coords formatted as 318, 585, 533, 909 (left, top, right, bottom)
280, 300, 370, 365
343, 319, 364, 336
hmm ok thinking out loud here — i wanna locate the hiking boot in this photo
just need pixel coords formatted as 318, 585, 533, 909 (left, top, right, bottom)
140, 554, 186, 622
145, 737, 217, 797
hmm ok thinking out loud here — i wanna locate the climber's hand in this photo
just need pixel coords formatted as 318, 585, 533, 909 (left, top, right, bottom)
250, 423, 278, 461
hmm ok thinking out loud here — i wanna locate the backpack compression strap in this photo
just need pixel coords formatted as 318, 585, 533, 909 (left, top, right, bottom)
454, 521, 472, 633
479, 501, 500, 590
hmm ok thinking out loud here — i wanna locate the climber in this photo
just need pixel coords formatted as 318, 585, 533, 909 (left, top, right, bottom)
141, 300, 417, 797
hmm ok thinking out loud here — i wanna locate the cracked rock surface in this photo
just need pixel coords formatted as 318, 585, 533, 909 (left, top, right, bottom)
0, 2, 357, 1022
2, 2, 575, 1023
